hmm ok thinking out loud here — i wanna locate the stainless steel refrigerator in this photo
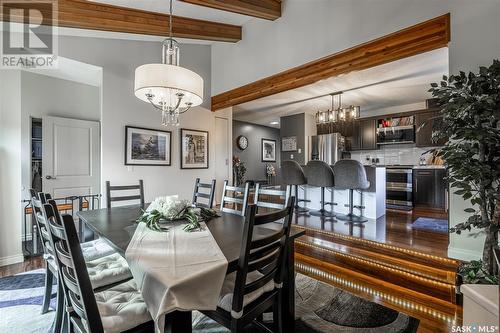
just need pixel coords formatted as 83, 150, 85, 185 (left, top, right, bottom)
308, 133, 345, 164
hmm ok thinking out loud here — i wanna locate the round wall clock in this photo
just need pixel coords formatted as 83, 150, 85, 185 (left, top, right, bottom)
236, 135, 248, 150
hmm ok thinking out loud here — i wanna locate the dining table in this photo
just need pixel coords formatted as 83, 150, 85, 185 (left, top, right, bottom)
77, 205, 305, 333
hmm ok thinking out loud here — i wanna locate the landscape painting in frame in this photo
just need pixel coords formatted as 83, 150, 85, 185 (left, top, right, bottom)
262, 139, 276, 162
125, 126, 171, 166
181, 128, 209, 169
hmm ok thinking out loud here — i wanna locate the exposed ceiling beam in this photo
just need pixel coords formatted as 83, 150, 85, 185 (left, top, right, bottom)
1, 0, 242, 43
212, 13, 450, 111
179, 0, 281, 21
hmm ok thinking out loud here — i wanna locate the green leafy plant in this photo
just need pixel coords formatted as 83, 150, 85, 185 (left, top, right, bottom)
428, 60, 500, 277
459, 260, 498, 284
137, 205, 219, 233
233, 156, 247, 186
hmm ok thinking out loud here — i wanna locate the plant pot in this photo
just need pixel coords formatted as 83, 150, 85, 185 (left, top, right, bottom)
460, 284, 499, 328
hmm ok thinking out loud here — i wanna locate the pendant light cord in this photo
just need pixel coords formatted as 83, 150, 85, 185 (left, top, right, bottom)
169, 0, 173, 39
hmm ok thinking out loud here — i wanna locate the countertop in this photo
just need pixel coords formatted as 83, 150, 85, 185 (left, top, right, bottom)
363, 164, 445, 169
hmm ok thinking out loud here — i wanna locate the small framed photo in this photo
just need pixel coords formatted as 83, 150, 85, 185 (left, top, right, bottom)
261, 139, 276, 162
125, 126, 172, 166
281, 136, 297, 152
180, 128, 209, 169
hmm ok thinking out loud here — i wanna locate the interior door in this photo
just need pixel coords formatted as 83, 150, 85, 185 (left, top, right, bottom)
214, 117, 230, 205
42, 116, 100, 198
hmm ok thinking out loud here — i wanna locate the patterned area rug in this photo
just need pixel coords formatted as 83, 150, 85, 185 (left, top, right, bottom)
1, 270, 419, 333
411, 217, 449, 233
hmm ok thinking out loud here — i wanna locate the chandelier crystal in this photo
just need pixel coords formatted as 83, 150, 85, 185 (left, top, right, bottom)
134, 0, 203, 126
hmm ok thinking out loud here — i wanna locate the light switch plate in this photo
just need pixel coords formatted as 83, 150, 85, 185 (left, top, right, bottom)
290, 154, 294, 159
298, 148, 302, 154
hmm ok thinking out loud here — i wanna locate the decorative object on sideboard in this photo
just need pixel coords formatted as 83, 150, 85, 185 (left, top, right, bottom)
429, 60, 500, 280
282, 136, 297, 152
125, 126, 172, 166
236, 135, 248, 150
180, 128, 209, 169
134, 0, 203, 127
232, 156, 246, 186
261, 138, 277, 162
315, 92, 360, 125
266, 163, 276, 185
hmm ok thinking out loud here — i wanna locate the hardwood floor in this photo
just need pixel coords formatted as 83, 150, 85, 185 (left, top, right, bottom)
1, 207, 459, 333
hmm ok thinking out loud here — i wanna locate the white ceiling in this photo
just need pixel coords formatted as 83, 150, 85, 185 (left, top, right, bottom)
89, 0, 255, 26
233, 47, 450, 128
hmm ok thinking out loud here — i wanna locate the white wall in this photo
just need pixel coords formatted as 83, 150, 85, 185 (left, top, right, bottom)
212, 0, 500, 261
0, 71, 23, 266
57, 36, 225, 203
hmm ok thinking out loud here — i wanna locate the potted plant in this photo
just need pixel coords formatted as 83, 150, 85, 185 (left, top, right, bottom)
233, 156, 247, 186
428, 60, 500, 326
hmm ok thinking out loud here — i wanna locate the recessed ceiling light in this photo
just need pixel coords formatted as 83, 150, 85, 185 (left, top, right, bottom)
270, 121, 279, 125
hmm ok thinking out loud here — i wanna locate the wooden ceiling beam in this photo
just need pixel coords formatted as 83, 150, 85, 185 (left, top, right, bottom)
211, 13, 450, 111
179, 0, 281, 21
1, 0, 242, 43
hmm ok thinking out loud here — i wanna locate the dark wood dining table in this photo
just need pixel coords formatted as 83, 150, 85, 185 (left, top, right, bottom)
77, 205, 305, 333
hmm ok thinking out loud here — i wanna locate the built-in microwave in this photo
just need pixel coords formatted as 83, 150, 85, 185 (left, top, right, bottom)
376, 116, 415, 145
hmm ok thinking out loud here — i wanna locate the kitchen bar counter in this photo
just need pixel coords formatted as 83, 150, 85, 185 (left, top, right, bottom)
299, 165, 386, 219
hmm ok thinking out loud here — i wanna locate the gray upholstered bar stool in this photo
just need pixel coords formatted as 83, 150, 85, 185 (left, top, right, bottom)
281, 160, 309, 213
333, 159, 370, 223
306, 160, 336, 217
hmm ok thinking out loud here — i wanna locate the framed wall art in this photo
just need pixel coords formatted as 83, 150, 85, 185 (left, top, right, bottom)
125, 126, 171, 166
261, 138, 276, 162
180, 128, 209, 169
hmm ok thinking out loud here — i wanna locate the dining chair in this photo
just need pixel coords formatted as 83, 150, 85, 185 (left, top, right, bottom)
253, 183, 291, 214
201, 197, 296, 333
47, 212, 154, 333
192, 178, 216, 208
105, 179, 145, 209
220, 180, 251, 216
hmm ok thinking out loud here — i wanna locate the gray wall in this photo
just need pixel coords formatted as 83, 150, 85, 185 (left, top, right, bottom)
280, 113, 306, 165
233, 120, 280, 182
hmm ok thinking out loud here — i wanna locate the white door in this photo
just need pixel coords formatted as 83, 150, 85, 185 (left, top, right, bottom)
215, 117, 230, 205
42, 116, 100, 198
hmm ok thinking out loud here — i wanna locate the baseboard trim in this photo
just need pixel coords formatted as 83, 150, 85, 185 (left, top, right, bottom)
0, 254, 24, 267
448, 247, 482, 262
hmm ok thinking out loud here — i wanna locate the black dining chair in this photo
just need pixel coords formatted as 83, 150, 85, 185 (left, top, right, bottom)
253, 183, 291, 214
220, 180, 251, 216
47, 212, 154, 333
201, 197, 295, 333
192, 178, 216, 208
105, 179, 145, 209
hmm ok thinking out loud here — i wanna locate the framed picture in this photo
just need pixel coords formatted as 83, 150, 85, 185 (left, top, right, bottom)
180, 128, 209, 169
281, 136, 297, 152
261, 138, 276, 162
125, 126, 171, 166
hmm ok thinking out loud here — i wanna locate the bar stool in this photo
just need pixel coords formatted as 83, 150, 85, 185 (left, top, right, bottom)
306, 160, 336, 217
281, 160, 309, 213
333, 159, 370, 223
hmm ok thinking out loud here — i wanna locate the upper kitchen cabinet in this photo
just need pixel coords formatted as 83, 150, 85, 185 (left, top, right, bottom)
415, 110, 447, 147
348, 119, 377, 151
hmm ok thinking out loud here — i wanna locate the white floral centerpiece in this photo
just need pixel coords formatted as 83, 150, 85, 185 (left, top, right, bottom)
137, 195, 218, 232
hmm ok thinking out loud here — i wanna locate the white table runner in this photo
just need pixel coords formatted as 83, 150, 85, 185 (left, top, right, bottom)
125, 221, 228, 332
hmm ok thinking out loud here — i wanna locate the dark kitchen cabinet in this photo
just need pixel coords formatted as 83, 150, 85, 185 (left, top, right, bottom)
415, 111, 447, 147
413, 169, 447, 210
347, 119, 377, 151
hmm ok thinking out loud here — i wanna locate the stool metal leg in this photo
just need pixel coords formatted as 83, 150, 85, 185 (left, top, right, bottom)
309, 187, 335, 217
335, 189, 368, 223
294, 185, 309, 213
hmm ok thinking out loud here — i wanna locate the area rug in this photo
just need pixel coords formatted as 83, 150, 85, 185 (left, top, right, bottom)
411, 217, 449, 233
1, 270, 419, 333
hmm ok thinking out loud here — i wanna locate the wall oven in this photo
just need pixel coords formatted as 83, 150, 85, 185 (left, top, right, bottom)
386, 166, 413, 209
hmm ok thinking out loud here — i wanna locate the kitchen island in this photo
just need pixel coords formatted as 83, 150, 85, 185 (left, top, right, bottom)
299, 165, 386, 220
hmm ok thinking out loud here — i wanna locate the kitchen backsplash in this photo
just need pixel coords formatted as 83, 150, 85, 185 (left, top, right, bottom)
349, 144, 438, 166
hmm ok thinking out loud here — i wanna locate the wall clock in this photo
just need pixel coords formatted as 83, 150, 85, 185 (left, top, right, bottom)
236, 135, 248, 150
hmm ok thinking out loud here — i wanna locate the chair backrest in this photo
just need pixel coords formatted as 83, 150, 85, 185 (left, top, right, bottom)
230, 197, 295, 318
253, 183, 290, 214
220, 180, 250, 216
333, 159, 370, 190
281, 160, 307, 185
192, 178, 216, 209
48, 212, 104, 333
31, 194, 54, 257
105, 179, 145, 209
305, 160, 334, 187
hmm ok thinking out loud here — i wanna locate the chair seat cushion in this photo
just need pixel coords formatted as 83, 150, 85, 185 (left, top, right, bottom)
81, 238, 115, 261
218, 271, 275, 313
87, 253, 132, 289
94, 280, 152, 333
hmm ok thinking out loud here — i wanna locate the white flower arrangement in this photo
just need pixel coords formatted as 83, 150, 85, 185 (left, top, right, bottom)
146, 195, 191, 220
